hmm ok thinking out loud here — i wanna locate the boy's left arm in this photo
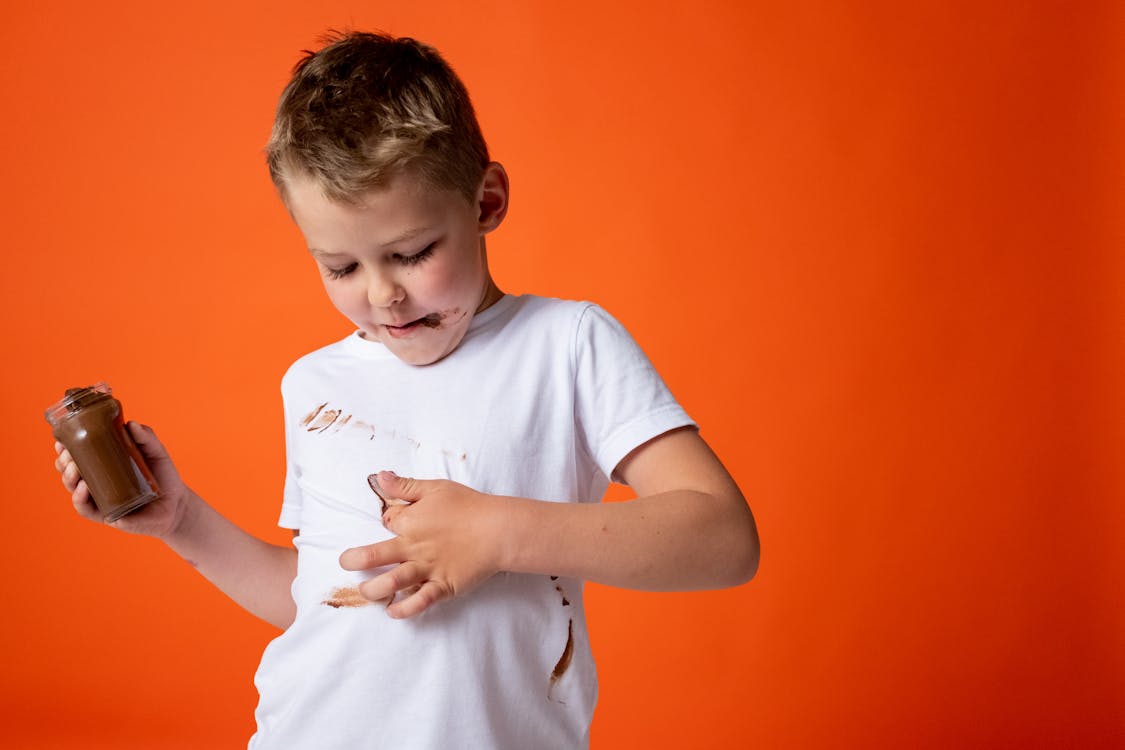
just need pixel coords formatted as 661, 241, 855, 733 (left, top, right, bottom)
340, 427, 759, 619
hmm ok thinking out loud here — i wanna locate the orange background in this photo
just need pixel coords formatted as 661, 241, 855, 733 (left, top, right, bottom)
2, 1, 1122, 747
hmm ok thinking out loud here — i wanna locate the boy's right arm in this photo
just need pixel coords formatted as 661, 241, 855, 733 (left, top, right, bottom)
54, 421, 298, 630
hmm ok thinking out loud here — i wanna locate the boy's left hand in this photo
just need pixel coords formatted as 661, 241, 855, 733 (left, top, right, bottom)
339, 471, 506, 618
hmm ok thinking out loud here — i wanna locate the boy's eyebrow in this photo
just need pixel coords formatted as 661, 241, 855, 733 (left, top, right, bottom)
309, 247, 348, 259
376, 226, 432, 248
308, 227, 434, 258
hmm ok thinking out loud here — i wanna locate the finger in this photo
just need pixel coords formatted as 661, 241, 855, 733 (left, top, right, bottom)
367, 473, 388, 513
127, 422, 167, 463
54, 441, 65, 456
371, 471, 431, 504
339, 538, 407, 571
387, 580, 452, 619
366, 474, 413, 515
381, 503, 409, 531
54, 447, 72, 473
60, 459, 83, 493
359, 561, 427, 603
71, 479, 99, 520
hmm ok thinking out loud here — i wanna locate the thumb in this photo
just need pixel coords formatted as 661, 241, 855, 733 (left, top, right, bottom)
376, 472, 433, 533
370, 471, 431, 504
127, 421, 169, 464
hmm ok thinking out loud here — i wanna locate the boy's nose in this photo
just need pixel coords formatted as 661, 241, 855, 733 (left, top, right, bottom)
366, 269, 404, 307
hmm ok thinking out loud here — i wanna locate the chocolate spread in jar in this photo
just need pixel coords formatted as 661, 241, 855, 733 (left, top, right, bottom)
46, 383, 160, 522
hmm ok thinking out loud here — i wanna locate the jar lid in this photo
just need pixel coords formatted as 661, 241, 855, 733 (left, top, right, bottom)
44, 382, 113, 422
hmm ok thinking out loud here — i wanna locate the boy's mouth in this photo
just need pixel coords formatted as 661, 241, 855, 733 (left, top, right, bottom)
383, 313, 443, 337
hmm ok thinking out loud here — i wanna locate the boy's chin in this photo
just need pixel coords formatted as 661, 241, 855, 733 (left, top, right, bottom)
395, 349, 448, 366
374, 332, 461, 367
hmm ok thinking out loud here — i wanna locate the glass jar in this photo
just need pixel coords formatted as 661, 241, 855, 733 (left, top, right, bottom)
45, 383, 160, 522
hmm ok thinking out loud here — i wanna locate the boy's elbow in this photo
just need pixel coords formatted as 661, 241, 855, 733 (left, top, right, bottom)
739, 535, 760, 585
726, 505, 760, 586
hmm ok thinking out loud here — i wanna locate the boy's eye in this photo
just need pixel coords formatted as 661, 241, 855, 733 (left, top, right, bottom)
325, 262, 358, 280
396, 242, 436, 267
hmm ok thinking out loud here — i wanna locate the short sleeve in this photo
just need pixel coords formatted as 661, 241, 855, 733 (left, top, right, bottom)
277, 380, 303, 529
572, 304, 696, 481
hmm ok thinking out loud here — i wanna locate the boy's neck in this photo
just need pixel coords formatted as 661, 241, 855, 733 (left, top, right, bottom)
476, 278, 504, 314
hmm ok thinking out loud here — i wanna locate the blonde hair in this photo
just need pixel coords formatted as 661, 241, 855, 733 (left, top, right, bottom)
266, 31, 490, 204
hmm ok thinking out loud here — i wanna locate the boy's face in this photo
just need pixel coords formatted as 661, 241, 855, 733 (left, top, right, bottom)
284, 166, 507, 366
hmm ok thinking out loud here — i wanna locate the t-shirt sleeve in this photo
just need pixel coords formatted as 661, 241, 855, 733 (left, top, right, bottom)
572, 303, 696, 482
277, 379, 303, 529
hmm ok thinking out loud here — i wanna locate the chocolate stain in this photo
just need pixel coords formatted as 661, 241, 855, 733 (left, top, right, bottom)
549, 618, 575, 699
417, 307, 465, 329
546, 577, 575, 700
304, 402, 377, 439
301, 403, 327, 427
302, 400, 467, 454
322, 585, 391, 608
352, 419, 377, 440
322, 586, 373, 608
554, 585, 570, 607
308, 408, 341, 432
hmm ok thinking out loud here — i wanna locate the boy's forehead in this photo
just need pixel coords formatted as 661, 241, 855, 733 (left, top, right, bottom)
284, 168, 461, 211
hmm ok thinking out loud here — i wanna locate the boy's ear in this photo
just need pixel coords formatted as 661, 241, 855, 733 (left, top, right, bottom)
476, 162, 509, 234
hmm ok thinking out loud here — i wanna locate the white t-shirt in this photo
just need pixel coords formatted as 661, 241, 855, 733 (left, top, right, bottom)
249, 295, 694, 750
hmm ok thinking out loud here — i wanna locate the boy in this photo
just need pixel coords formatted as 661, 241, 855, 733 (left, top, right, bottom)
53, 31, 759, 749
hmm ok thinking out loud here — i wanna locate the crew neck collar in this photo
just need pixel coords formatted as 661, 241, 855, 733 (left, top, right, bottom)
342, 294, 516, 361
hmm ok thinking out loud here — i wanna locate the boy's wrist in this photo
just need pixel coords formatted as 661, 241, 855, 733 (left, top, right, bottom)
490, 494, 526, 575
159, 489, 202, 546
490, 493, 559, 577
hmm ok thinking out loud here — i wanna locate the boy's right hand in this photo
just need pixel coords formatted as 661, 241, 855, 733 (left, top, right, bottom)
53, 421, 194, 540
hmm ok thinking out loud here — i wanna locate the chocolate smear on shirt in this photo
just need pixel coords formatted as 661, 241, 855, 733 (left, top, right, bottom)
323, 585, 392, 608
555, 585, 570, 606
352, 419, 376, 440
308, 408, 341, 432
303, 403, 372, 438
322, 586, 372, 608
301, 402, 327, 427
549, 618, 575, 698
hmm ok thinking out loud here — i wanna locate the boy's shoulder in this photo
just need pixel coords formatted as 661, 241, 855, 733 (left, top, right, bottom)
494, 295, 643, 364
279, 332, 372, 394
486, 294, 619, 342
503, 293, 595, 322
